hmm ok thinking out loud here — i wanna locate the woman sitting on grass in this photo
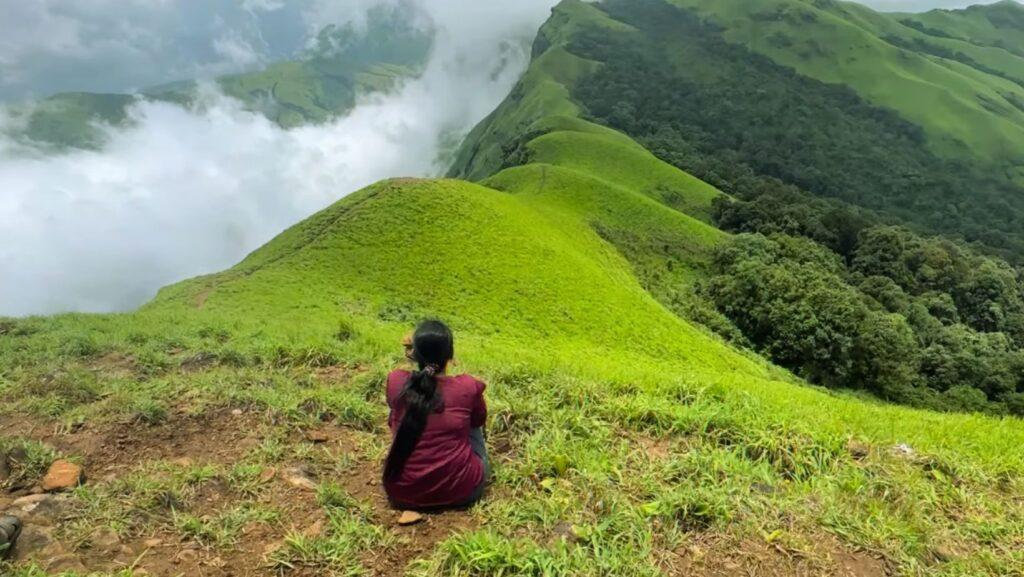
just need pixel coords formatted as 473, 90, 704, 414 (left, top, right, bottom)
383, 320, 489, 510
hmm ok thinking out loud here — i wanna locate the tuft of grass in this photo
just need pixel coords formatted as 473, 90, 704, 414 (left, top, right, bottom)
0, 438, 58, 490
268, 507, 393, 576
174, 503, 279, 548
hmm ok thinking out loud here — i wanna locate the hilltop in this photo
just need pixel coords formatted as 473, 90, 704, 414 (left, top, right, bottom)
2, 1, 1024, 576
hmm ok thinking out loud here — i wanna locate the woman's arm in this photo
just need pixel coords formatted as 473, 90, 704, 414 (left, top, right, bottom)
470, 379, 487, 429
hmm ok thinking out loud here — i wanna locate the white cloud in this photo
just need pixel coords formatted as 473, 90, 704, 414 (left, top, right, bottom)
0, 0, 310, 101
0, 1, 558, 316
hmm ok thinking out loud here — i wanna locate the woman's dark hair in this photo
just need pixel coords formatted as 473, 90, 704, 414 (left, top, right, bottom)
383, 319, 454, 481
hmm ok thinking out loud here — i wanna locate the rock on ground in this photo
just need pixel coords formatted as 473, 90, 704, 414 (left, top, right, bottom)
398, 511, 424, 526
41, 460, 84, 492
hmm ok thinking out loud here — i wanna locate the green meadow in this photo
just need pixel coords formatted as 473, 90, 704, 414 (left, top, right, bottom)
3, 0, 1024, 575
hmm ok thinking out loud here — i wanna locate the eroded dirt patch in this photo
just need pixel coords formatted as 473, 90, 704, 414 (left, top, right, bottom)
665, 534, 888, 577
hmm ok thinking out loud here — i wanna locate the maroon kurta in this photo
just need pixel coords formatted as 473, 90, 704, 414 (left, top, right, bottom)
384, 370, 487, 508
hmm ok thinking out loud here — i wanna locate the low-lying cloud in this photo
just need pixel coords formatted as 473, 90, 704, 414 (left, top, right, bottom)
0, 0, 557, 317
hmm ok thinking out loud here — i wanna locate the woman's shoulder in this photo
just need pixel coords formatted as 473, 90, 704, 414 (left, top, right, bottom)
453, 373, 486, 393
387, 369, 411, 389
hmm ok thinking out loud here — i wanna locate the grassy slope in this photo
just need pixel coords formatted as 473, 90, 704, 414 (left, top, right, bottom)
3, 1, 1024, 575
3, 93, 137, 150
6, 176, 1022, 574
670, 0, 1024, 169
896, 1, 1024, 56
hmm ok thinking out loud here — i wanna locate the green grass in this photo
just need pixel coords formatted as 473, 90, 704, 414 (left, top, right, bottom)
669, 0, 1024, 168
2, 1, 1024, 574
896, 1, 1024, 58
3, 173, 1023, 574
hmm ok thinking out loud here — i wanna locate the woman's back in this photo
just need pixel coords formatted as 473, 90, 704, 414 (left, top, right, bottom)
384, 369, 487, 509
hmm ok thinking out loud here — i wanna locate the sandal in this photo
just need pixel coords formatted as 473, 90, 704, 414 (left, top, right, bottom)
0, 515, 22, 560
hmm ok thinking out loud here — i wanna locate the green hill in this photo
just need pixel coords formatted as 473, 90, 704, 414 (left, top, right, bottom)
1, 5, 432, 151
3, 1, 1024, 576
673, 0, 1024, 166
897, 1, 1024, 57
6, 178, 1023, 575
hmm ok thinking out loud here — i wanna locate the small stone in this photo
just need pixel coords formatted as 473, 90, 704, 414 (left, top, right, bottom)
283, 467, 317, 491
41, 460, 84, 492
550, 521, 578, 543
89, 527, 122, 552
302, 520, 325, 538
6, 447, 27, 467
847, 440, 870, 460
13, 526, 54, 556
174, 549, 200, 564
115, 545, 135, 562
208, 556, 226, 568
231, 409, 243, 417
258, 467, 277, 483
47, 554, 87, 573
397, 511, 424, 526
144, 538, 163, 548
11, 493, 51, 510
304, 430, 330, 443
11, 494, 69, 522
932, 545, 956, 562
892, 443, 915, 457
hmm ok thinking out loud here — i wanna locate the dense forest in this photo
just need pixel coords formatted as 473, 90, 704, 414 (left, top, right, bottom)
567, 0, 1024, 415
572, 0, 1024, 260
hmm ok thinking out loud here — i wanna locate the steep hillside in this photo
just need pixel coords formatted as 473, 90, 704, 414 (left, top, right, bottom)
573, 0, 1024, 257
897, 1, 1024, 56
673, 0, 1024, 167
1, 5, 431, 151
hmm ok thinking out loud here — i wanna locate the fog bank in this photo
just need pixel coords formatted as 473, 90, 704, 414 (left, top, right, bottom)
0, 1, 557, 316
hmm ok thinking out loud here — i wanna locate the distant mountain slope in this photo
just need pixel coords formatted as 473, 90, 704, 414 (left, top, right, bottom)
672, 0, 1024, 169
897, 0, 1024, 56
494, 0, 1024, 257
1, 6, 432, 151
